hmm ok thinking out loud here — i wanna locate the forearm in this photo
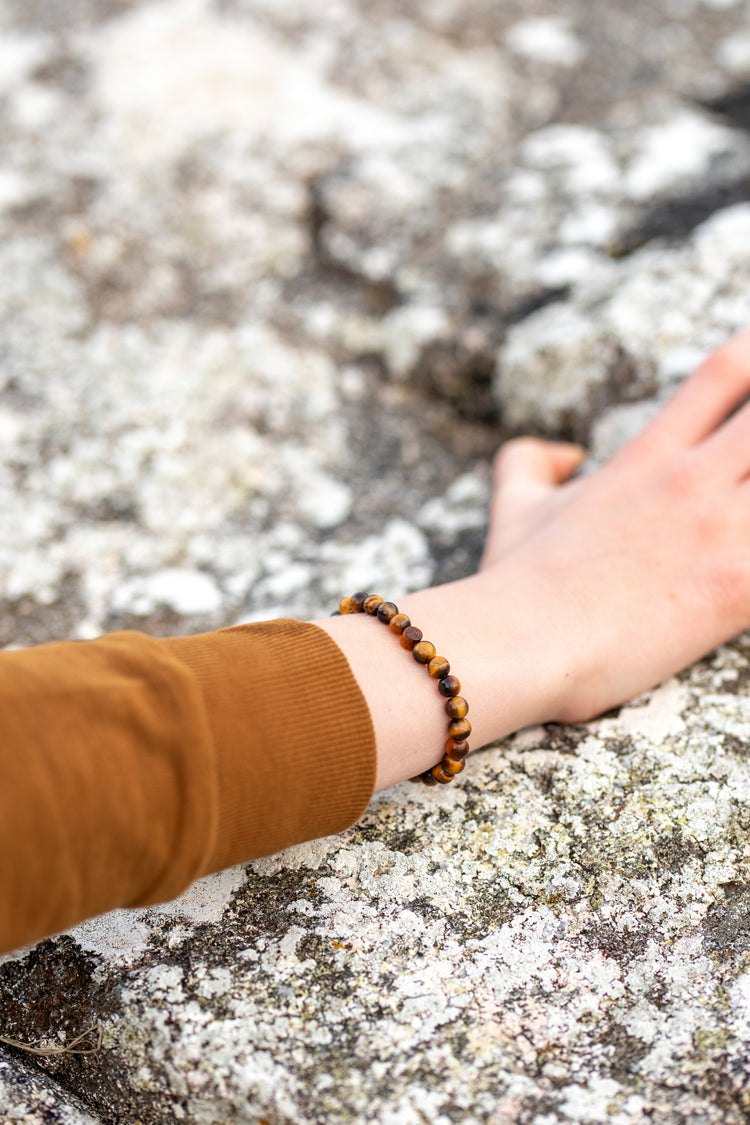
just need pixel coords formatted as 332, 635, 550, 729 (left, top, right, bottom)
0, 622, 375, 955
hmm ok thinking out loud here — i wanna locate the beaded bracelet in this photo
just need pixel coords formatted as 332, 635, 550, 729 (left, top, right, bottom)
334, 592, 471, 786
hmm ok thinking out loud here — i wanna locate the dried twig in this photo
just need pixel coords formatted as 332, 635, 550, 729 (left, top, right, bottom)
0, 1022, 103, 1057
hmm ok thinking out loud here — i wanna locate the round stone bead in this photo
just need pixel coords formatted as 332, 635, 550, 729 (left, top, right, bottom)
448, 718, 471, 741
428, 656, 450, 679
437, 674, 461, 698
377, 601, 399, 624
389, 613, 411, 634
400, 625, 423, 650
445, 696, 468, 720
336, 591, 471, 786
413, 640, 437, 664
445, 738, 469, 759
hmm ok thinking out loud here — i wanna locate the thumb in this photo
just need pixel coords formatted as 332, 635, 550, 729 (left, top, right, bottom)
494, 438, 587, 491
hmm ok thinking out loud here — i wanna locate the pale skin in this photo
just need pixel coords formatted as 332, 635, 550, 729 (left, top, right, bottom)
319, 328, 750, 791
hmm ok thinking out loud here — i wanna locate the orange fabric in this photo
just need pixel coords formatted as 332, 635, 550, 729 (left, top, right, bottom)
0, 621, 375, 955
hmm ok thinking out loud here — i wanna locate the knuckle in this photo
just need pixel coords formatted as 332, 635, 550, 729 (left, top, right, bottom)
704, 552, 750, 617
694, 506, 728, 547
663, 457, 702, 502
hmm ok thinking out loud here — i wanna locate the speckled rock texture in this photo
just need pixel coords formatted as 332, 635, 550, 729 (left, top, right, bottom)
2, 0, 750, 1122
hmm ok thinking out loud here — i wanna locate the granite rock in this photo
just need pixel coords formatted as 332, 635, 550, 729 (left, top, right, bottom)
2, 0, 750, 1122
0, 1049, 103, 1124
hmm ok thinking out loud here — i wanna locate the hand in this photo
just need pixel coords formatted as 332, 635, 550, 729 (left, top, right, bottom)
482, 327, 750, 724
320, 328, 750, 790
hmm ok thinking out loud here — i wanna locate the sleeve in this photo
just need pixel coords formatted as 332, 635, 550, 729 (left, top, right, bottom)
0, 620, 376, 955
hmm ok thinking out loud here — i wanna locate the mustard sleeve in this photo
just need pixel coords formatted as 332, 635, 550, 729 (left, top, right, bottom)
0, 621, 375, 955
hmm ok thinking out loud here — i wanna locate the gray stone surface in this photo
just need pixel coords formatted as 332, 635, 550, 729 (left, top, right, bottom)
0, 1049, 103, 1125
2, 0, 750, 1121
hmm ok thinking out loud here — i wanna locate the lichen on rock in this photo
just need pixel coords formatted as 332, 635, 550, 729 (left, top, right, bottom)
3, 0, 750, 1122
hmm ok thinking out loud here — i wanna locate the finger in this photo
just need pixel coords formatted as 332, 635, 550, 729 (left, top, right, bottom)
494, 438, 586, 492
700, 393, 750, 484
649, 327, 750, 449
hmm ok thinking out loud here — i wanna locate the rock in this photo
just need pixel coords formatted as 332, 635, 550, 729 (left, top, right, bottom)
2, 0, 750, 1121
496, 202, 750, 437
0, 1050, 104, 1124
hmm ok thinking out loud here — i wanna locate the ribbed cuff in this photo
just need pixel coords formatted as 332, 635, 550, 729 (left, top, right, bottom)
164, 620, 376, 873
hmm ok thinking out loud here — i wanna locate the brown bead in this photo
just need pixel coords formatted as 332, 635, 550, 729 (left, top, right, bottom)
422, 771, 438, 786
438, 674, 461, 698
363, 594, 384, 615
339, 596, 357, 614
448, 718, 471, 741
377, 601, 399, 624
389, 613, 411, 635
442, 757, 465, 776
431, 763, 454, 784
445, 696, 468, 720
413, 640, 436, 664
400, 625, 423, 650
445, 738, 469, 759
428, 656, 450, 679
351, 591, 369, 610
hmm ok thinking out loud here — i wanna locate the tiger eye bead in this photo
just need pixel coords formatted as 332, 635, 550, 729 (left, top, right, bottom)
438, 674, 461, 698
428, 656, 450, 680
445, 738, 469, 759
445, 696, 468, 720
335, 593, 472, 786
448, 718, 471, 741
400, 625, 423, 650
389, 613, 411, 634
377, 601, 399, 624
413, 640, 437, 664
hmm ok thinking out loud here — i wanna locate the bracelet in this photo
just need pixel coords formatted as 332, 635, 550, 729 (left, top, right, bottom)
335, 592, 471, 786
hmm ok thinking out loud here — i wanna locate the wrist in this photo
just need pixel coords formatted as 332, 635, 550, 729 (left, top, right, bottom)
317, 563, 573, 791
399, 565, 574, 744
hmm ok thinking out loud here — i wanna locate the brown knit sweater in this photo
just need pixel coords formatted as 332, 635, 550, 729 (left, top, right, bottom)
0, 621, 376, 955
